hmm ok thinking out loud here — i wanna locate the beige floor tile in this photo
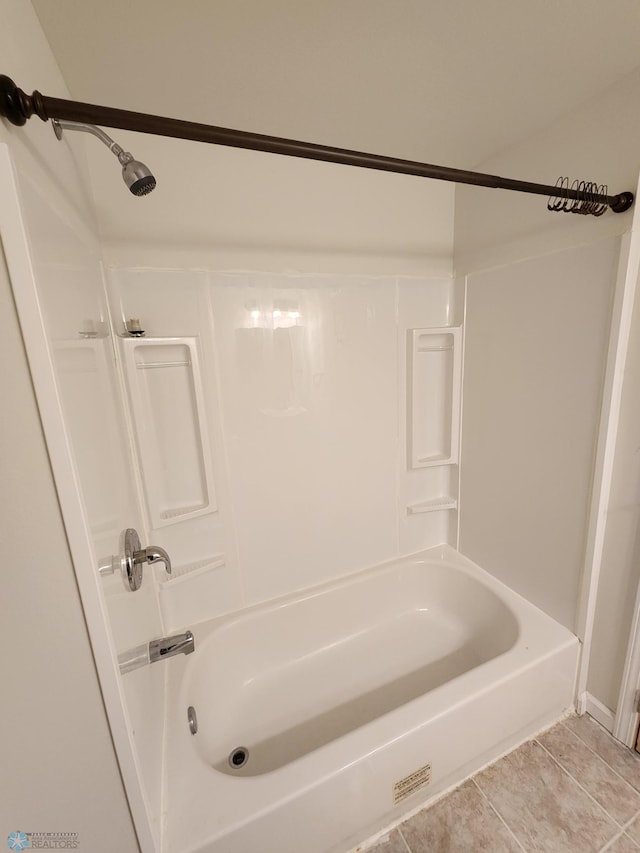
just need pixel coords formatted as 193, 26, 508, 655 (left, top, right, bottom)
400, 779, 522, 852
474, 739, 617, 851
563, 716, 640, 793
538, 723, 640, 825
367, 829, 408, 853
602, 833, 640, 852
626, 813, 640, 847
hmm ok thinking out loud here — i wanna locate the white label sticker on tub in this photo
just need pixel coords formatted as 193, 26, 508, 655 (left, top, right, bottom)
393, 763, 432, 804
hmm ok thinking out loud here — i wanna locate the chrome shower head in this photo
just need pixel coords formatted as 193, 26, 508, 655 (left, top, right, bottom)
52, 118, 156, 196
121, 155, 156, 196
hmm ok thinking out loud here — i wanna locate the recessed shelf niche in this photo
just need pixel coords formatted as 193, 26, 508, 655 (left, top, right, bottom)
120, 336, 217, 529
408, 327, 462, 469
406, 496, 457, 514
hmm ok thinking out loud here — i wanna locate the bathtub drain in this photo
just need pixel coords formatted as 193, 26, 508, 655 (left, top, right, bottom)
228, 747, 249, 769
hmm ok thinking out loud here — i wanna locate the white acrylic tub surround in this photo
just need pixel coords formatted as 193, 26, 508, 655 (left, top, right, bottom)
163, 545, 578, 853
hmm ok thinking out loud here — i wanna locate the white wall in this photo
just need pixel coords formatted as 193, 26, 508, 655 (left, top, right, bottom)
0, 0, 140, 847
92, 135, 454, 278
455, 66, 640, 710
454, 65, 640, 277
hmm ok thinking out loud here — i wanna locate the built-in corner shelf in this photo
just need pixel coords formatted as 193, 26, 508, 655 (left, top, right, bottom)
408, 327, 462, 470
406, 496, 458, 515
120, 336, 217, 529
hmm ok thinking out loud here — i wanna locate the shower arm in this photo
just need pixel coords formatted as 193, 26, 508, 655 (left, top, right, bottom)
0, 74, 634, 214
52, 118, 133, 165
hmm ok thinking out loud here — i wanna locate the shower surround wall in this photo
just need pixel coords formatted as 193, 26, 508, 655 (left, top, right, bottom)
459, 239, 619, 629
107, 268, 462, 625
7, 165, 165, 849
455, 63, 640, 720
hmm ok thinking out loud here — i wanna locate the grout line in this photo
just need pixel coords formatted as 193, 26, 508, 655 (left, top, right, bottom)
598, 834, 622, 852
628, 811, 640, 829
560, 720, 640, 796
471, 778, 527, 852
599, 829, 640, 852
535, 738, 624, 831
617, 809, 640, 835
396, 828, 412, 853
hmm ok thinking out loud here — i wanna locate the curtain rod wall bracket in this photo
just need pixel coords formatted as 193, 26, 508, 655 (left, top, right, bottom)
610, 192, 635, 213
0, 74, 634, 215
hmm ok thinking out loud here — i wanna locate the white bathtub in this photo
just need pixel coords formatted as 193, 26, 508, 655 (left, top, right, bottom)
162, 545, 578, 853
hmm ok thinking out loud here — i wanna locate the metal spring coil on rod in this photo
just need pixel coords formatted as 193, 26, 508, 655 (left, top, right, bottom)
548, 177, 609, 217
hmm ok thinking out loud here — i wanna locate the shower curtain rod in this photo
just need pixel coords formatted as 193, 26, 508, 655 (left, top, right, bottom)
0, 74, 634, 214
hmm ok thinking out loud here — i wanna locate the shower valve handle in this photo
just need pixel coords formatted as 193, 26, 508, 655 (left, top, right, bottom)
98, 528, 172, 591
124, 528, 171, 591
135, 545, 172, 576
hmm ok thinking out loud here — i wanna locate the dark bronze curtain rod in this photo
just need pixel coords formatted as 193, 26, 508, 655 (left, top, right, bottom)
0, 74, 634, 214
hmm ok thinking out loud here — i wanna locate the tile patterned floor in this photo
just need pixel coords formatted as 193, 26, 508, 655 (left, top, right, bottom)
367, 714, 640, 852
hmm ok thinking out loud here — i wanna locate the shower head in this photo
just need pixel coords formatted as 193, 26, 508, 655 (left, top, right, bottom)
121, 155, 156, 196
52, 118, 156, 196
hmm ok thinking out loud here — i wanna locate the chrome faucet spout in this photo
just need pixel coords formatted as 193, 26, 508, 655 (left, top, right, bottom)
149, 630, 194, 663
118, 630, 195, 674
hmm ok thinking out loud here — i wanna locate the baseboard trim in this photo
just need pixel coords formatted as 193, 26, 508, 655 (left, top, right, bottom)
581, 692, 615, 732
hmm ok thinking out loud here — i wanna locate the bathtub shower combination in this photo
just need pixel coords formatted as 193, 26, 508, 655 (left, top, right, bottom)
163, 545, 577, 853
4, 73, 624, 853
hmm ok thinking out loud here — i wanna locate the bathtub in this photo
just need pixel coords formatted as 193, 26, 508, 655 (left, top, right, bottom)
162, 545, 578, 853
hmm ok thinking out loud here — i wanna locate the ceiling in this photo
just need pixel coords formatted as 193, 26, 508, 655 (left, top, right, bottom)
32, 0, 640, 169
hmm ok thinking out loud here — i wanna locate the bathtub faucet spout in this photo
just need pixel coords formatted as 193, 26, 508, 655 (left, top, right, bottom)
149, 630, 195, 663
